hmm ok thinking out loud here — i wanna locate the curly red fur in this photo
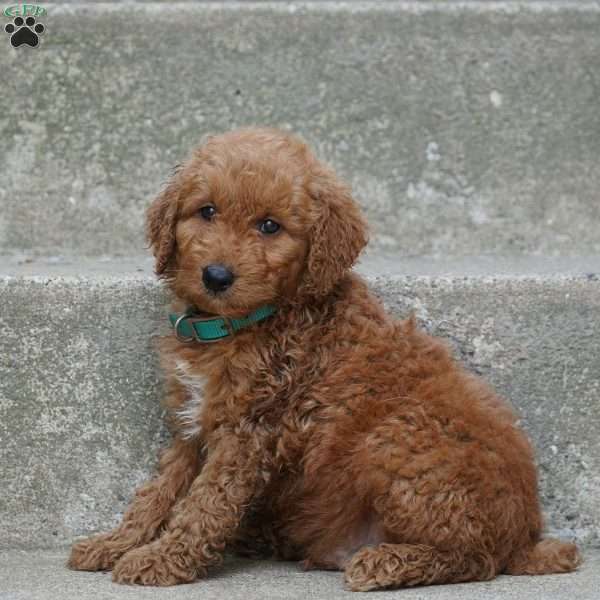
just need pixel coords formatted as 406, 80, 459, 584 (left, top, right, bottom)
68, 127, 581, 590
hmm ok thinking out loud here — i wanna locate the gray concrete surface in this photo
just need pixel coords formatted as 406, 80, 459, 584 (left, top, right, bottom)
0, 549, 598, 600
1, 2, 600, 257
1, 256, 599, 550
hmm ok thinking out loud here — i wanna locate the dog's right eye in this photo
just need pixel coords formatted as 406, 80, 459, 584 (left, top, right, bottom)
199, 205, 216, 221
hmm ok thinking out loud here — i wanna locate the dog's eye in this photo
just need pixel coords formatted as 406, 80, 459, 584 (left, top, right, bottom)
199, 205, 216, 221
258, 219, 281, 235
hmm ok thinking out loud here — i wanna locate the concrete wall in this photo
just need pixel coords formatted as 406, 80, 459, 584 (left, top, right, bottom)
1, 257, 599, 549
1, 2, 599, 257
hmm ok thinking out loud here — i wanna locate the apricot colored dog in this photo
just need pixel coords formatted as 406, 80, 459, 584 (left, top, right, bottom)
68, 128, 581, 590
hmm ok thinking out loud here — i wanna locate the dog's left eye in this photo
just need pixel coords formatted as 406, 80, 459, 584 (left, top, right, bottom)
199, 205, 216, 221
258, 219, 281, 235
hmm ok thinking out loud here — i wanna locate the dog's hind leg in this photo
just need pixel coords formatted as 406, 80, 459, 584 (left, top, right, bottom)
68, 436, 202, 571
504, 538, 582, 575
344, 543, 497, 591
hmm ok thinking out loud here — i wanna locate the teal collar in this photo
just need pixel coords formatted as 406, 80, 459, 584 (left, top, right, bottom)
169, 305, 277, 343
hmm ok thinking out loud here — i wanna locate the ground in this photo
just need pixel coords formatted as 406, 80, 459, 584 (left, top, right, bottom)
0, 549, 598, 600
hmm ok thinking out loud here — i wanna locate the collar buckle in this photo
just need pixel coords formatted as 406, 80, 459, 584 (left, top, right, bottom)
173, 312, 196, 343
220, 316, 235, 337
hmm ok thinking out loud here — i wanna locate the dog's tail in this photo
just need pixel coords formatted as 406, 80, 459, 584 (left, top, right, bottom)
504, 538, 582, 575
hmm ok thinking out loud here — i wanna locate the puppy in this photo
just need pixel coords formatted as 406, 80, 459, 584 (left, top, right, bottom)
68, 127, 581, 591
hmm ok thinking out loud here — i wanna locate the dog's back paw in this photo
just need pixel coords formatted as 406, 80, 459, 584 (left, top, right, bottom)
505, 538, 582, 575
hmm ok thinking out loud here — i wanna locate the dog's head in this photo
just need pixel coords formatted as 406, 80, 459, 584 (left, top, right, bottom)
147, 128, 368, 317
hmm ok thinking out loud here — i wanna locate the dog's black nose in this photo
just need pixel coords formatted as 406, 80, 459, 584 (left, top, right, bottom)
202, 264, 235, 293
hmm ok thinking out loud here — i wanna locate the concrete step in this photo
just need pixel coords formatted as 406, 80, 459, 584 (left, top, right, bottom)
1, 254, 599, 551
1, 549, 599, 600
2, 2, 600, 258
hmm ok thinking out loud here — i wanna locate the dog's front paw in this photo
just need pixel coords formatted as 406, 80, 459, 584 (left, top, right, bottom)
68, 533, 125, 571
112, 542, 200, 586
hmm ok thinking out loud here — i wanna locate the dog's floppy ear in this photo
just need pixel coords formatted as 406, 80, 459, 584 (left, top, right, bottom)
300, 163, 368, 298
146, 168, 181, 276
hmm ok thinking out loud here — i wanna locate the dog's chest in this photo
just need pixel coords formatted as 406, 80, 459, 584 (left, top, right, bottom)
173, 359, 207, 439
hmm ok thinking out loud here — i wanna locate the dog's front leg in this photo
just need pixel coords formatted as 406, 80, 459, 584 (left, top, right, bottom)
68, 435, 202, 571
112, 429, 269, 586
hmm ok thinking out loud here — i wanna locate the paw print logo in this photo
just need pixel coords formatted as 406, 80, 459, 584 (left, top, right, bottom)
4, 16, 44, 48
